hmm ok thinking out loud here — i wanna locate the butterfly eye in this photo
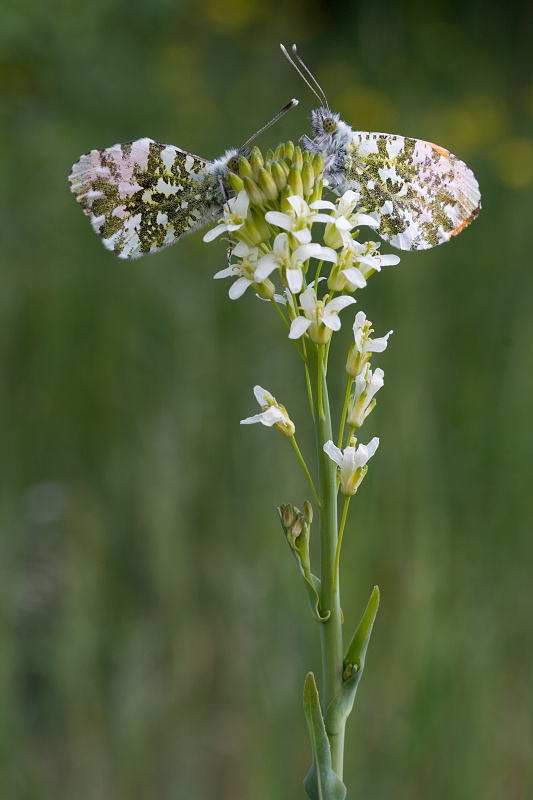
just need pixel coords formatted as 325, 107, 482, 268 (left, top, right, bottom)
227, 155, 240, 172
323, 117, 338, 134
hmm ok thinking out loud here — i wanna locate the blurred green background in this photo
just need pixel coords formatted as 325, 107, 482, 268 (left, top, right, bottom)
1, 0, 532, 798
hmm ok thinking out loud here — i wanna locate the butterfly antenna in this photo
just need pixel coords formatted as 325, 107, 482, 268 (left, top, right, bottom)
280, 43, 329, 110
241, 98, 299, 148
290, 45, 329, 109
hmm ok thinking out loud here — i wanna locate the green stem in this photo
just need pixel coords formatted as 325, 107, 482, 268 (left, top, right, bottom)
271, 297, 305, 360
333, 495, 350, 592
338, 376, 353, 450
290, 435, 321, 509
306, 342, 345, 779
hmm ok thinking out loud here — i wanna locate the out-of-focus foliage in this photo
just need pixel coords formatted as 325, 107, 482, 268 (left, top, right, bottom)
0, 1, 531, 798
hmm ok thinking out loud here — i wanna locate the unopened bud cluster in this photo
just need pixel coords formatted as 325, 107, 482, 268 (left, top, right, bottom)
278, 501, 313, 555
227, 143, 325, 212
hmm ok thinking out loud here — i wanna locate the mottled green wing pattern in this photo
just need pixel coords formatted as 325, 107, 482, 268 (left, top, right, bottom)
340, 133, 481, 251
69, 138, 221, 259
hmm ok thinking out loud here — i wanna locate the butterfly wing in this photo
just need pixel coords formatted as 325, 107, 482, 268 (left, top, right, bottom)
336, 132, 481, 251
69, 138, 220, 258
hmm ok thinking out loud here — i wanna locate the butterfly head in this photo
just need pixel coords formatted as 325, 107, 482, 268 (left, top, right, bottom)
308, 107, 352, 160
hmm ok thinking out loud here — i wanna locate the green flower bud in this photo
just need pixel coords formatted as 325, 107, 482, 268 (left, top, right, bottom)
258, 166, 279, 201
301, 161, 315, 196
308, 178, 324, 206
265, 148, 274, 161
250, 146, 264, 179
291, 516, 303, 538
288, 164, 303, 197
284, 140, 295, 161
292, 146, 303, 170
243, 175, 264, 206
303, 500, 313, 524
273, 143, 285, 161
280, 185, 294, 214
238, 156, 253, 180
279, 504, 295, 529
243, 216, 263, 246
227, 172, 245, 195
249, 206, 270, 242
312, 152, 325, 178
272, 161, 288, 192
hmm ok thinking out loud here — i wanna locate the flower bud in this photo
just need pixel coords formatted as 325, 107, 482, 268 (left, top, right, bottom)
227, 172, 245, 195
303, 500, 313, 524
272, 161, 288, 192
292, 146, 303, 170
307, 178, 324, 206
250, 146, 264, 179
243, 175, 264, 206
257, 166, 279, 201
312, 152, 325, 178
243, 216, 263, 246
280, 185, 294, 214
280, 503, 297, 529
273, 143, 285, 161
238, 156, 253, 180
301, 161, 315, 197
291, 516, 303, 538
288, 164, 303, 197
284, 141, 295, 161
249, 206, 270, 242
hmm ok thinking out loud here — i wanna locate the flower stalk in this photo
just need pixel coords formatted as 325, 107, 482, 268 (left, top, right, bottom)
205, 140, 394, 796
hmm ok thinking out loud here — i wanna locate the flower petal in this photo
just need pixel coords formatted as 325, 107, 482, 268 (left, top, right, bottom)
229, 276, 252, 299
253, 385, 271, 405
289, 317, 312, 339
323, 440, 343, 467
326, 295, 357, 313
341, 266, 367, 288
292, 228, 312, 244
203, 224, 227, 242
265, 211, 293, 230
254, 253, 278, 281
214, 266, 236, 279
287, 267, 303, 294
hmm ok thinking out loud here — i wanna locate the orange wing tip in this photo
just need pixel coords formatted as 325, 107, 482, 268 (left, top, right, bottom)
425, 141, 452, 162
451, 203, 481, 237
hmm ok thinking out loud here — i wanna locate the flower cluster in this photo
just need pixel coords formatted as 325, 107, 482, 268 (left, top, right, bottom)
204, 142, 399, 346
204, 142, 394, 487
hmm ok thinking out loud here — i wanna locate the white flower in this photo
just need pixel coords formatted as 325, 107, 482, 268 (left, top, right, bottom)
323, 436, 379, 496
328, 236, 369, 292
313, 191, 380, 249
203, 190, 250, 242
265, 195, 332, 244
347, 366, 384, 427
289, 285, 356, 343
346, 311, 393, 376
240, 385, 295, 436
255, 232, 337, 294
213, 241, 259, 299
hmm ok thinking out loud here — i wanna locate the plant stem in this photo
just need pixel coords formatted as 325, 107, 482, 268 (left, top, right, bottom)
307, 341, 345, 779
290, 435, 321, 509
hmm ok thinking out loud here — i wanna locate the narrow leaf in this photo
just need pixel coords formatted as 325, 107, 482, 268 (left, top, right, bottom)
324, 586, 380, 734
302, 672, 346, 800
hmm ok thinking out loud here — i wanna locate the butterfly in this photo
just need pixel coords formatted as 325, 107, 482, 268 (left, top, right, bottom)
68, 100, 298, 259
281, 44, 481, 251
